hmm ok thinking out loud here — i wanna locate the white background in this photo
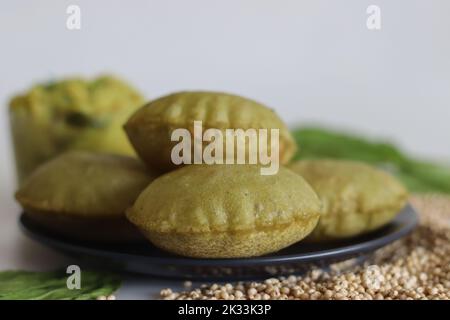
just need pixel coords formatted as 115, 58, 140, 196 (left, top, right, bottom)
0, 0, 449, 299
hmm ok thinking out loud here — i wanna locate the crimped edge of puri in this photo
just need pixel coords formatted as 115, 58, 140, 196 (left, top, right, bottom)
125, 117, 295, 138
132, 214, 320, 258
123, 120, 297, 160
15, 193, 124, 218
126, 208, 321, 234
308, 196, 409, 242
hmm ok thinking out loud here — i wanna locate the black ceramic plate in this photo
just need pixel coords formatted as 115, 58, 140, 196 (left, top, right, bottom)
19, 204, 418, 280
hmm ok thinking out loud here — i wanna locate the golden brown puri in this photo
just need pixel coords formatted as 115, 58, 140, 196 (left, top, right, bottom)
124, 91, 297, 172
288, 159, 408, 242
126, 164, 322, 258
15, 151, 158, 243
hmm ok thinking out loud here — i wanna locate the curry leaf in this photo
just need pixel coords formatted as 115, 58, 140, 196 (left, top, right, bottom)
0, 270, 121, 300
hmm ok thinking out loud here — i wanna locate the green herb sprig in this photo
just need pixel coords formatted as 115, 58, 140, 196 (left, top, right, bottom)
292, 127, 450, 194
0, 270, 120, 300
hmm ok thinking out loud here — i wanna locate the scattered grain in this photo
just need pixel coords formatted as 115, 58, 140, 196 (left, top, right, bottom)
160, 195, 450, 300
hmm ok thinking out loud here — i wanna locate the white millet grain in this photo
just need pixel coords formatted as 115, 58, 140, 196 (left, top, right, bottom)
96, 294, 116, 300
160, 195, 450, 300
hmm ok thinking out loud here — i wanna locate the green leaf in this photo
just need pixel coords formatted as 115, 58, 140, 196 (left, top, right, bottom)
292, 126, 450, 194
0, 270, 121, 300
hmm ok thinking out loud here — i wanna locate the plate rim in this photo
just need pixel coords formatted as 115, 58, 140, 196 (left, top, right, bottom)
19, 204, 418, 267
